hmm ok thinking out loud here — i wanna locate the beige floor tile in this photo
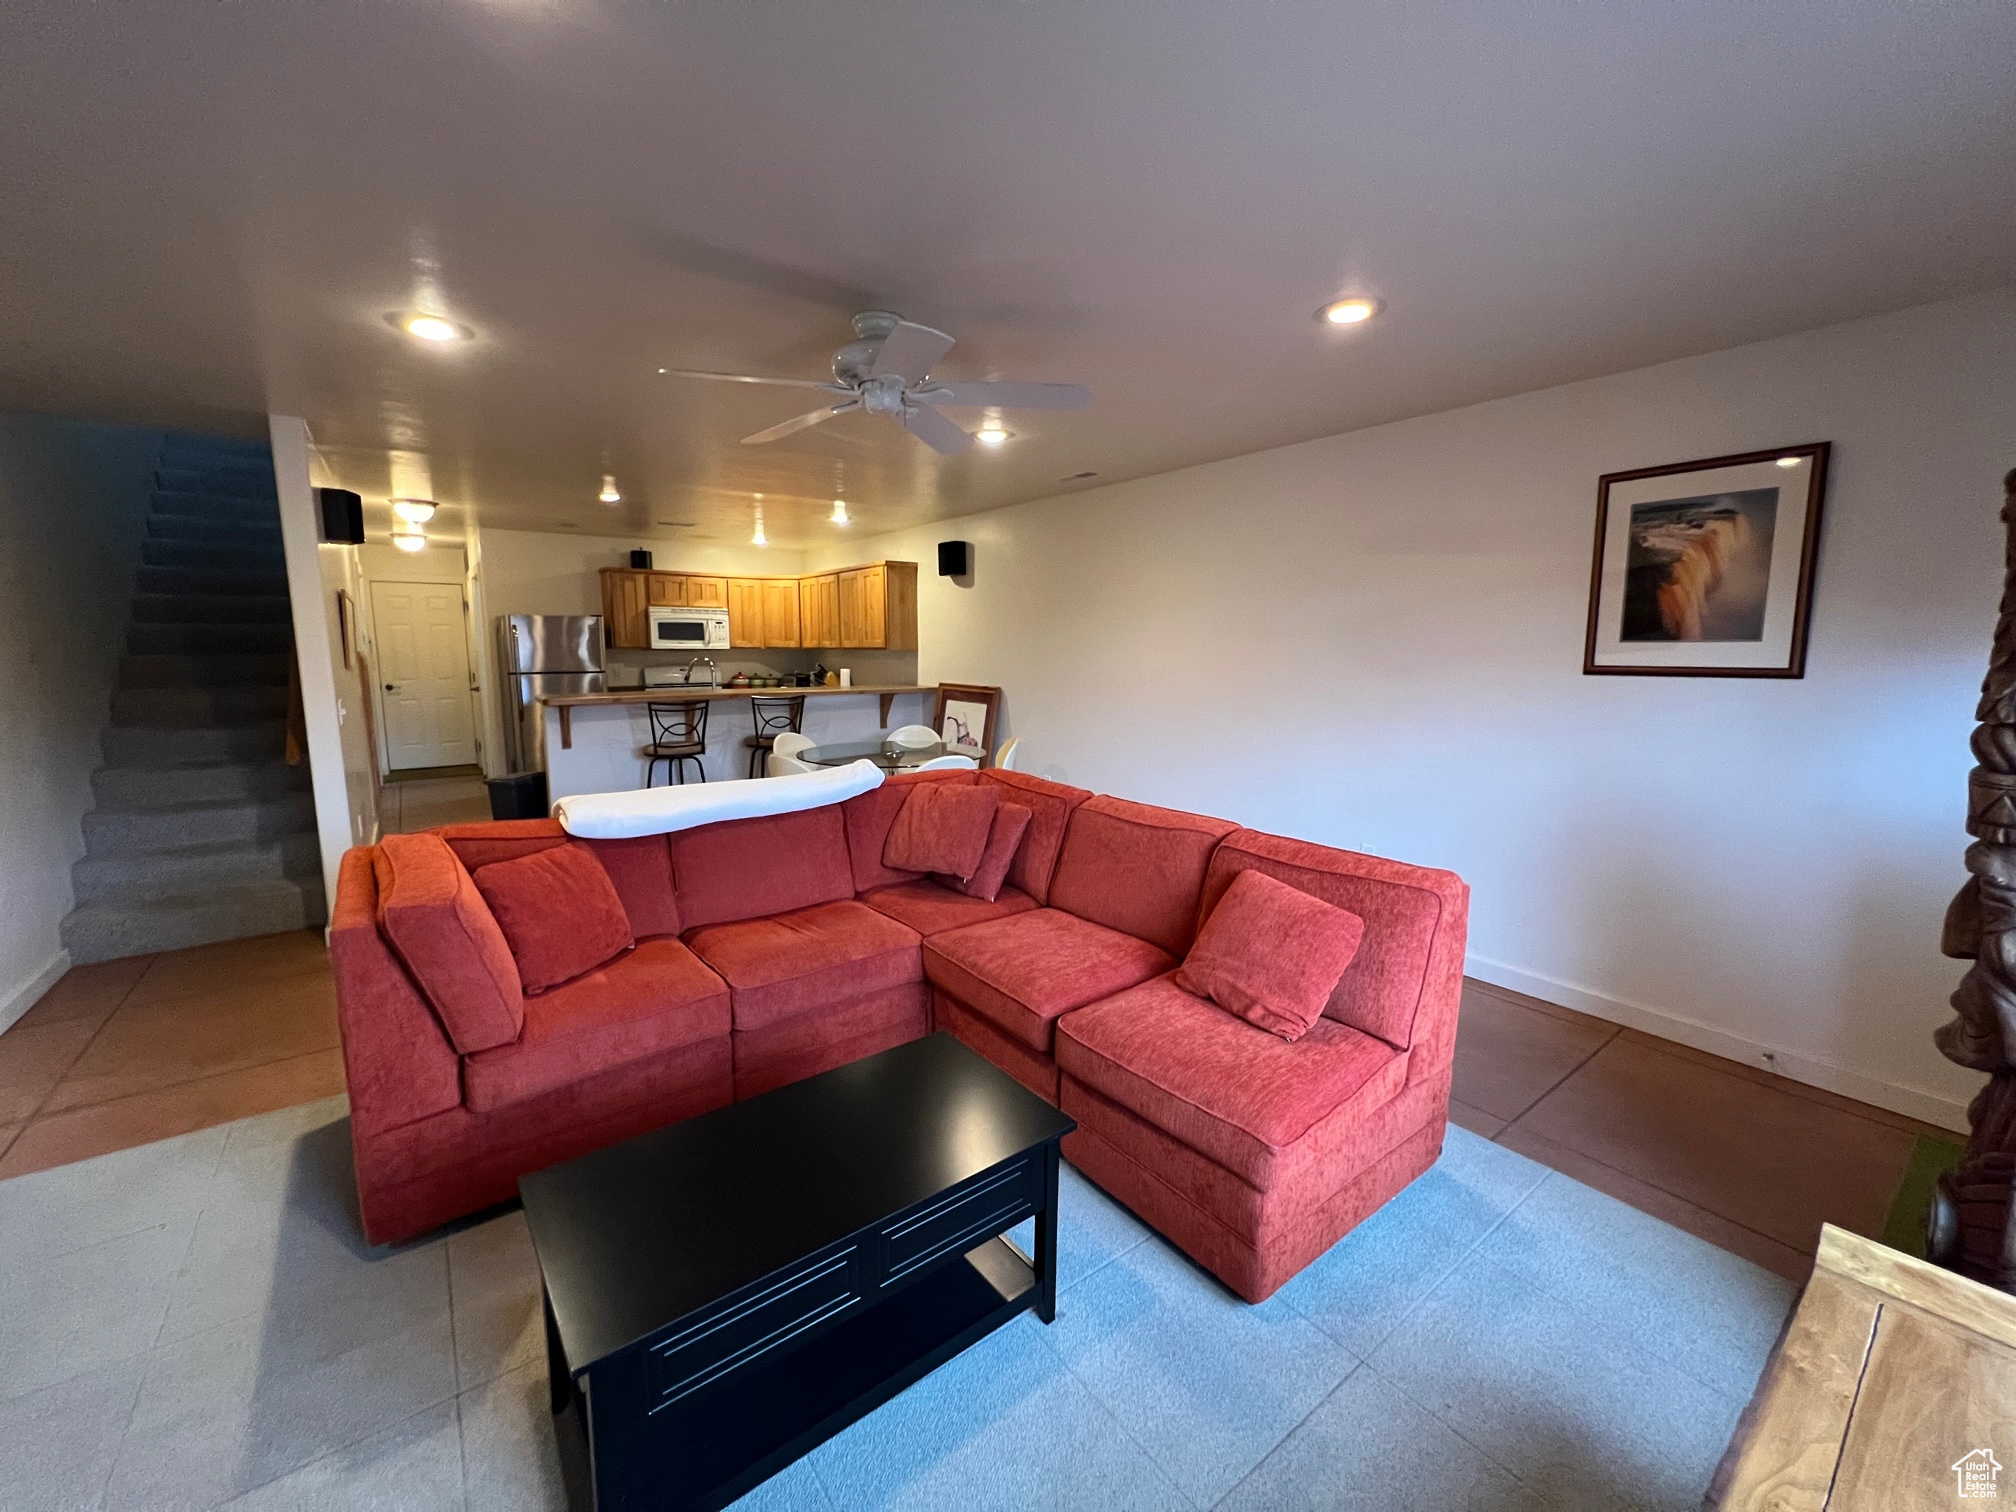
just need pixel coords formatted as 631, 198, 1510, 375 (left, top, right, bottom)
125, 929, 329, 1008
13, 956, 152, 1031
1506, 1035, 1916, 1256
1450, 985, 1615, 1122
0, 1049, 347, 1178
0, 1019, 101, 1125
42, 971, 338, 1114
1447, 1098, 1509, 1140
1494, 1124, 1812, 1283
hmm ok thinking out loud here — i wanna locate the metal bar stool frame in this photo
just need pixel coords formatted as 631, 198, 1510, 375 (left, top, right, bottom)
644, 700, 710, 786
744, 695, 806, 779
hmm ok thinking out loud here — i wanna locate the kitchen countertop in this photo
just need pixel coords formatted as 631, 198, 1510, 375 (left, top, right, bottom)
536, 684, 929, 707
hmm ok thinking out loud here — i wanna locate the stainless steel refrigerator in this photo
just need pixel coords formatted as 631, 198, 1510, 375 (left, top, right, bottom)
499, 614, 604, 772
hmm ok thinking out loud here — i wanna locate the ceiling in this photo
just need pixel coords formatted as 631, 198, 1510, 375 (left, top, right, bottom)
2, 3, 2012, 549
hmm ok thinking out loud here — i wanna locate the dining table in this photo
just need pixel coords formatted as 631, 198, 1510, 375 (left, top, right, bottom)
797, 736, 959, 771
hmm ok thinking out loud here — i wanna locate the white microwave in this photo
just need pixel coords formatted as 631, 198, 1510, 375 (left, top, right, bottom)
648, 605, 731, 650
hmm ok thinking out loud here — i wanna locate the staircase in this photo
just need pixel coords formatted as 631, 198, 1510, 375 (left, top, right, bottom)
61, 433, 326, 963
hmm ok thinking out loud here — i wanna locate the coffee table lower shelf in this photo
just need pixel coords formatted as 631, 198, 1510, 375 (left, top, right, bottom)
550, 1235, 1036, 1511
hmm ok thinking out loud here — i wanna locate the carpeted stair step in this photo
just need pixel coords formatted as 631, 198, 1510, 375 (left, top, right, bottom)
119, 652, 293, 689
82, 791, 317, 851
70, 831, 321, 902
101, 720, 289, 766
127, 620, 293, 655
61, 878, 326, 965
91, 758, 309, 807
130, 592, 292, 625
147, 513, 282, 547
111, 685, 289, 727
147, 490, 283, 524
154, 465, 277, 500
142, 538, 286, 571
136, 563, 290, 597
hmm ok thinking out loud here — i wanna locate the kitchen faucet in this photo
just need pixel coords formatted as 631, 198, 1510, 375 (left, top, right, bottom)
685, 656, 719, 688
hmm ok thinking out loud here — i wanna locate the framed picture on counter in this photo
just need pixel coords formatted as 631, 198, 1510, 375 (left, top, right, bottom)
934, 683, 1000, 762
1583, 442, 1830, 678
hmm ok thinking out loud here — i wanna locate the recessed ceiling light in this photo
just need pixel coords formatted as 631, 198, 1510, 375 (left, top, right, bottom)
830, 499, 850, 525
598, 474, 622, 504
391, 530, 427, 553
390, 498, 436, 524
1776, 456, 1802, 468
387, 311, 472, 343
751, 494, 766, 547
975, 427, 1012, 447
1319, 297, 1379, 325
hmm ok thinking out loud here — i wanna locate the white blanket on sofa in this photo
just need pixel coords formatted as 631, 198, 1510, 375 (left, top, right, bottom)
551, 759, 885, 840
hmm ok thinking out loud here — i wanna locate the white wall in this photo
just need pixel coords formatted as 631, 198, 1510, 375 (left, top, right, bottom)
0, 412, 162, 1029
809, 291, 2016, 1130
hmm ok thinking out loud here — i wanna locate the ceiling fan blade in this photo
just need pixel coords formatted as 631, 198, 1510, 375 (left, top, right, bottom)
868, 321, 956, 384
911, 381, 1091, 411
740, 399, 860, 445
900, 401, 973, 455
660, 368, 849, 392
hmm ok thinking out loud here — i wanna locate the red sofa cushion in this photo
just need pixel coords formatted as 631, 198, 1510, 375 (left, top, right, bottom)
923, 907, 1175, 1054
942, 801, 1032, 902
1056, 973, 1409, 1188
1048, 795, 1237, 957
371, 833, 524, 1054
883, 782, 999, 878
1200, 829, 1465, 1049
1178, 870, 1364, 1042
439, 822, 682, 940
671, 805, 854, 931
472, 841, 635, 994
861, 879, 1038, 936
841, 769, 981, 892
685, 899, 924, 1033
979, 770, 1091, 905
462, 938, 730, 1112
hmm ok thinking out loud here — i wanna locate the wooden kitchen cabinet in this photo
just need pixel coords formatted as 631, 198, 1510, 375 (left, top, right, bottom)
835, 562, 917, 650
726, 579, 766, 648
646, 573, 685, 607
684, 576, 728, 608
600, 569, 650, 650
761, 579, 801, 648
800, 574, 840, 648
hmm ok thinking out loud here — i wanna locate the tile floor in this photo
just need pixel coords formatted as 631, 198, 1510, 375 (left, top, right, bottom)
377, 773, 492, 835
0, 1097, 1796, 1511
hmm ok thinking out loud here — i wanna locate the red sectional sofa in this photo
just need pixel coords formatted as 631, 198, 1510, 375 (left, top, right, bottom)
329, 766, 1467, 1301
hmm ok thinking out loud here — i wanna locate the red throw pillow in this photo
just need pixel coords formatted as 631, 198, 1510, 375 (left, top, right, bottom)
940, 801, 1032, 902
883, 782, 1001, 879
1177, 869, 1365, 1042
472, 841, 635, 994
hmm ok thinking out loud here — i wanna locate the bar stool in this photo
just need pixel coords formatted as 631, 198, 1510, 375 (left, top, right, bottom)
743, 695, 805, 779
644, 700, 709, 786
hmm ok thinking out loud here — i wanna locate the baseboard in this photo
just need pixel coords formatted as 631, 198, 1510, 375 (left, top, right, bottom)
0, 949, 71, 1037
1465, 953, 1972, 1135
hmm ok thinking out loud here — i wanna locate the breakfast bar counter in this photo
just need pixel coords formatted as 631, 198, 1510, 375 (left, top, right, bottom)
534, 685, 933, 801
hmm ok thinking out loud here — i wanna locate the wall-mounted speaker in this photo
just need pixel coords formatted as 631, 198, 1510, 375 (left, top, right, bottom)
938, 540, 972, 577
316, 488, 363, 545
629, 548, 654, 569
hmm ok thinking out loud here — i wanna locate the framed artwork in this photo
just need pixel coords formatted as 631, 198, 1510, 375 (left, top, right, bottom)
335, 588, 355, 670
933, 683, 1000, 762
1583, 442, 1830, 678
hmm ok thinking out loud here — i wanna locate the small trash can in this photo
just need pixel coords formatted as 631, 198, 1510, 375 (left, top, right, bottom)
486, 771, 549, 821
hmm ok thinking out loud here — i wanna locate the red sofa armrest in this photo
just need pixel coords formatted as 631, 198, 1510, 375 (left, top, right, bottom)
330, 847, 466, 1135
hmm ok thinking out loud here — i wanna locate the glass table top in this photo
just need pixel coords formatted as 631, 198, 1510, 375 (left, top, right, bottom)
799, 737, 949, 770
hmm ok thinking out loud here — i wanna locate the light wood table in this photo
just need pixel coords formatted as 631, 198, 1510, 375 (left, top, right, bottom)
1707, 1223, 2016, 1509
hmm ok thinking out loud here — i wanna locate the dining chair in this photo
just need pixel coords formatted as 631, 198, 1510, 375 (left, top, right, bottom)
992, 736, 1020, 771
766, 732, 817, 777
743, 695, 806, 779
644, 700, 708, 786
889, 724, 939, 749
912, 754, 979, 771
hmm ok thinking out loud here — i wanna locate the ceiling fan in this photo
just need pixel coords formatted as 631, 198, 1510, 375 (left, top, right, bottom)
658, 311, 1091, 455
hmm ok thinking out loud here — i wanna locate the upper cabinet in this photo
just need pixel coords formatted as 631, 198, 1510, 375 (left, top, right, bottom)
599, 562, 914, 651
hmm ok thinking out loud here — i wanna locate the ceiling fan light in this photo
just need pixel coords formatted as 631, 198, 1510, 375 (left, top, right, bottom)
1319, 297, 1379, 325
390, 498, 436, 524
598, 473, 622, 504
975, 427, 1011, 447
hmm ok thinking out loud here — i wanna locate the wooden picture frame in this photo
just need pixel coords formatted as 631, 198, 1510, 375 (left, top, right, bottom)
1583, 442, 1830, 678
335, 588, 355, 670
933, 683, 1000, 762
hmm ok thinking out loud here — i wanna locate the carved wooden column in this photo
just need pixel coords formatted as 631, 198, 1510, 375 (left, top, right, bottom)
1928, 466, 2016, 1294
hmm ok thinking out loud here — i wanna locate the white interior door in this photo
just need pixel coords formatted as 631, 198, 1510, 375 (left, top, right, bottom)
370, 580, 478, 770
